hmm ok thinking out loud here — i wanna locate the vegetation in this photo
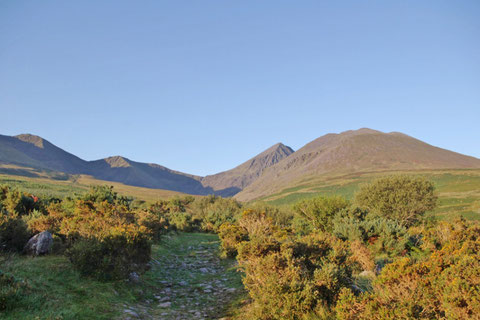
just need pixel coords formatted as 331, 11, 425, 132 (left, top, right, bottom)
354, 175, 437, 227
1, 173, 479, 319
219, 175, 480, 319
262, 169, 480, 222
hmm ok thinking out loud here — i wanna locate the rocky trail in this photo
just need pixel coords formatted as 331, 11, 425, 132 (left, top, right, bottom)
120, 233, 243, 320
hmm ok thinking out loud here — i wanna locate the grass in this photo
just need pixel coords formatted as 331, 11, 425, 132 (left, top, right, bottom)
263, 169, 480, 221
0, 172, 188, 203
0, 254, 140, 319
0, 233, 242, 320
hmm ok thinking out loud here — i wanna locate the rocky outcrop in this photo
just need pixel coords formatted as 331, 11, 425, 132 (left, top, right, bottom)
24, 231, 53, 255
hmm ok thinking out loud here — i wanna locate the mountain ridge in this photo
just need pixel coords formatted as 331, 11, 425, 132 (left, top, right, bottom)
234, 128, 480, 201
0, 133, 294, 196
201, 142, 294, 196
2, 129, 480, 200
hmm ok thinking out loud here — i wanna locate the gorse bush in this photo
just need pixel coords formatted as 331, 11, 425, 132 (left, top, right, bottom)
233, 210, 357, 319
191, 195, 242, 232
293, 195, 350, 232
55, 188, 151, 280
335, 220, 480, 319
218, 176, 478, 320
66, 234, 151, 280
333, 210, 410, 260
0, 213, 31, 252
354, 175, 437, 227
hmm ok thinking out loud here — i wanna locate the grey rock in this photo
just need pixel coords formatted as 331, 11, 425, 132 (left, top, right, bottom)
158, 301, 172, 308
123, 309, 139, 317
24, 231, 53, 255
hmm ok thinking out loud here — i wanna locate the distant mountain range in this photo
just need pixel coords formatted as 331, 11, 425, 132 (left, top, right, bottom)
0, 133, 293, 196
1, 129, 480, 201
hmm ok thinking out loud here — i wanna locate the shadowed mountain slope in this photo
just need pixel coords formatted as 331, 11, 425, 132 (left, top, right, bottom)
0, 134, 209, 194
0, 134, 90, 174
88, 156, 209, 194
201, 143, 294, 196
235, 128, 480, 201
0, 134, 294, 196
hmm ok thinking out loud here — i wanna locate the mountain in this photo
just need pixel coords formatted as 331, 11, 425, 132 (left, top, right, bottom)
0, 134, 90, 174
201, 143, 294, 196
234, 128, 480, 201
2, 130, 480, 200
88, 156, 208, 194
0, 133, 293, 196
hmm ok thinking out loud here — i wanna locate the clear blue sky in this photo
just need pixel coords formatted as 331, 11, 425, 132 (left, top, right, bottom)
1, 1, 479, 176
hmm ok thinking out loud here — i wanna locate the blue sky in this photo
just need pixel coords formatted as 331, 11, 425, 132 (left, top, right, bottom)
1, 1, 479, 176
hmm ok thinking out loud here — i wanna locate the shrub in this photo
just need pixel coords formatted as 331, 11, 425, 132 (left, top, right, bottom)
333, 211, 410, 260
0, 213, 32, 252
335, 221, 480, 320
354, 175, 437, 227
136, 210, 170, 241
66, 235, 151, 281
245, 202, 294, 228
293, 195, 349, 232
237, 232, 356, 319
0, 186, 40, 216
218, 222, 248, 258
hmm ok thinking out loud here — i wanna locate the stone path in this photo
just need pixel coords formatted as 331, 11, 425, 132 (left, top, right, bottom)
120, 233, 242, 320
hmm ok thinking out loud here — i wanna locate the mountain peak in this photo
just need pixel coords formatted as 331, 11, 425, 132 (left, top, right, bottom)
103, 156, 131, 168
14, 134, 45, 148
201, 142, 295, 195
339, 128, 382, 136
263, 142, 294, 156
235, 129, 480, 201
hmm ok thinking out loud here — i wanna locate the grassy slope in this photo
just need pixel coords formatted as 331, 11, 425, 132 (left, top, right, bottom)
261, 169, 480, 221
0, 172, 188, 202
0, 233, 242, 320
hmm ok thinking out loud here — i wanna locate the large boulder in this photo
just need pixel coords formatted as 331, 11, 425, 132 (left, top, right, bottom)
24, 231, 53, 255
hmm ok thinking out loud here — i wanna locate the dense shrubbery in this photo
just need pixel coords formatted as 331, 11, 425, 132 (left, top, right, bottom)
0, 184, 247, 281
1, 174, 479, 318
0, 185, 152, 280
294, 195, 349, 232
354, 175, 437, 227
0, 213, 32, 252
191, 195, 242, 232
218, 175, 480, 319
336, 219, 480, 319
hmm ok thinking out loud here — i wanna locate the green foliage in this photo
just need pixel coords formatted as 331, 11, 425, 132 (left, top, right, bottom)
66, 235, 151, 281
293, 195, 350, 232
245, 202, 294, 227
0, 213, 32, 252
354, 175, 437, 227
218, 222, 248, 258
237, 230, 356, 319
136, 210, 170, 241
335, 220, 480, 320
81, 185, 133, 208
333, 210, 410, 259
192, 195, 242, 232
0, 185, 43, 216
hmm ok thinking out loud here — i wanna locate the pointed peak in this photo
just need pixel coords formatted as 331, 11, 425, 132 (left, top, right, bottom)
267, 142, 294, 154
14, 134, 46, 148
103, 156, 131, 168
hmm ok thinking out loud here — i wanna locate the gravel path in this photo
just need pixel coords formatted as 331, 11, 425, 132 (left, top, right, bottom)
120, 233, 242, 320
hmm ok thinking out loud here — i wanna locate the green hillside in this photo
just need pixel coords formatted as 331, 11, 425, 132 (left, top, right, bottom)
0, 170, 188, 202
261, 169, 480, 221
